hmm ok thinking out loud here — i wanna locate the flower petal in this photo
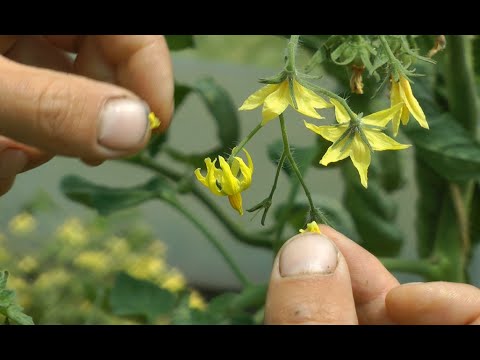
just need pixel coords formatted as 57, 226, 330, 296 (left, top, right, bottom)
304, 121, 348, 142
362, 102, 404, 127
399, 76, 429, 129
239, 84, 278, 111
364, 130, 411, 151
228, 193, 244, 215
389, 79, 403, 136
262, 81, 290, 124
400, 104, 410, 125
319, 134, 351, 166
236, 149, 253, 190
350, 133, 371, 188
291, 80, 331, 119
329, 98, 351, 123
218, 156, 240, 195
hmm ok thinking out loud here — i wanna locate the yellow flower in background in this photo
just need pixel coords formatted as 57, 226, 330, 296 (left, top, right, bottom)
105, 236, 130, 257
74, 251, 111, 275
18, 256, 39, 273
8, 212, 37, 236
195, 149, 253, 215
56, 218, 89, 247
34, 268, 71, 290
239, 78, 332, 125
299, 221, 322, 234
126, 255, 166, 281
189, 291, 207, 311
390, 75, 429, 136
148, 112, 161, 130
305, 100, 410, 188
161, 269, 186, 293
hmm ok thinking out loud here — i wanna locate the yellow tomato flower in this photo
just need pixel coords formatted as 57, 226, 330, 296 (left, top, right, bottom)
8, 212, 37, 236
305, 99, 410, 188
189, 290, 207, 311
195, 149, 253, 215
299, 221, 322, 234
390, 75, 429, 136
148, 112, 161, 130
239, 78, 332, 125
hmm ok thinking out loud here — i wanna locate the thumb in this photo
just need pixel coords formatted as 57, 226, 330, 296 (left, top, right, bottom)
264, 232, 358, 324
0, 57, 152, 160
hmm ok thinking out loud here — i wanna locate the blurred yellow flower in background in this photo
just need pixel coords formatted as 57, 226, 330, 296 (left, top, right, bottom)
18, 256, 39, 274
189, 290, 207, 311
74, 251, 111, 275
8, 212, 37, 236
161, 269, 186, 293
56, 218, 89, 247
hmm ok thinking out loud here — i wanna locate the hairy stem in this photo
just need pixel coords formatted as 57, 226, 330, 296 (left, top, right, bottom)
228, 122, 263, 162
124, 155, 272, 248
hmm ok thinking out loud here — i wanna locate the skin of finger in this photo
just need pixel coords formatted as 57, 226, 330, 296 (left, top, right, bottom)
0, 56, 149, 160
319, 225, 400, 324
0, 36, 18, 54
264, 234, 358, 325
3, 36, 73, 73
0, 136, 53, 173
75, 36, 174, 132
386, 282, 480, 325
0, 177, 15, 196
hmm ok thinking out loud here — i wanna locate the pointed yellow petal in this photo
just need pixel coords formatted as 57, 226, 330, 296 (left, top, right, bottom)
205, 158, 223, 195
329, 98, 351, 123
262, 81, 290, 124
364, 130, 412, 151
239, 84, 278, 111
290, 80, 331, 119
299, 221, 322, 234
399, 76, 429, 129
362, 102, 404, 127
400, 104, 410, 125
218, 156, 240, 195
304, 121, 348, 142
350, 134, 371, 188
390, 80, 403, 136
228, 193, 243, 215
320, 135, 351, 166
236, 149, 254, 190
194, 168, 207, 186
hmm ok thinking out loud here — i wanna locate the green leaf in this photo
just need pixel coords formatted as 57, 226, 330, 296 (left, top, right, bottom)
165, 35, 195, 51
404, 112, 480, 182
193, 77, 240, 151
61, 175, 175, 216
376, 150, 406, 192
469, 183, 480, 246
342, 162, 403, 257
6, 307, 34, 325
109, 272, 176, 324
267, 140, 318, 179
0, 270, 34, 325
415, 157, 448, 258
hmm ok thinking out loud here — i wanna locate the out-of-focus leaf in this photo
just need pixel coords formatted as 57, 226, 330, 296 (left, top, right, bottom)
165, 35, 195, 51
415, 157, 448, 258
404, 112, 480, 182
193, 77, 239, 150
109, 272, 176, 324
377, 150, 406, 192
267, 140, 318, 179
61, 175, 175, 216
342, 162, 403, 256
470, 183, 480, 247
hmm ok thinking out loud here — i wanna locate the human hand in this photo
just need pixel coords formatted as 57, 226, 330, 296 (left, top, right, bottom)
0, 35, 173, 196
265, 225, 480, 324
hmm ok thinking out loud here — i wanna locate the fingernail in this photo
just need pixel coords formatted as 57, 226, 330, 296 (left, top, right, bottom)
279, 233, 338, 277
98, 98, 150, 151
0, 149, 28, 178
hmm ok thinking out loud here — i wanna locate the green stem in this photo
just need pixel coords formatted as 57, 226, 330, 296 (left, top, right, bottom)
274, 180, 301, 254
286, 35, 300, 72
228, 122, 263, 162
446, 35, 478, 135
379, 257, 442, 280
279, 114, 321, 222
379, 35, 403, 79
268, 151, 286, 201
165, 197, 250, 287
123, 155, 272, 248
301, 81, 358, 120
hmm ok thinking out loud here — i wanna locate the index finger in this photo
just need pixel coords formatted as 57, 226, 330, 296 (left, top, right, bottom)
320, 225, 400, 324
47, 35, 174, 132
